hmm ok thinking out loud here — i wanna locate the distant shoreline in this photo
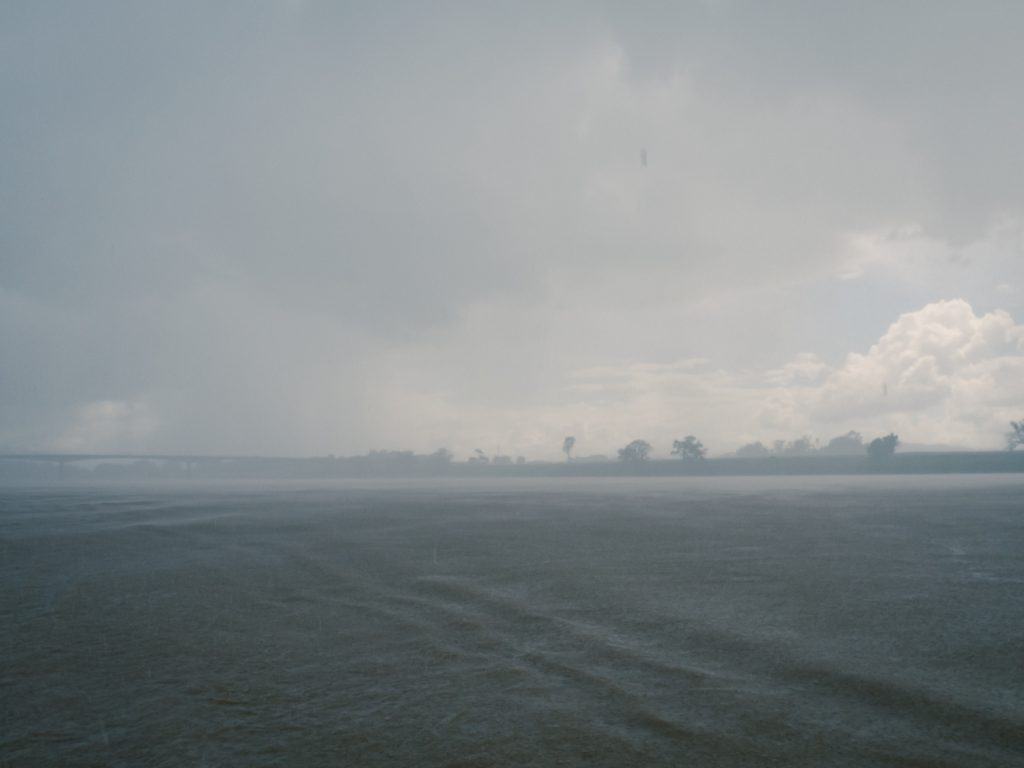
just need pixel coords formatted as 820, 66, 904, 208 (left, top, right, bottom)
2, 451, 1024, 480
491, 452, 1024, 477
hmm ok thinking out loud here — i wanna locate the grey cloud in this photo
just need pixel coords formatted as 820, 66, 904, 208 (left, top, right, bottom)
2, 2, 1023, 454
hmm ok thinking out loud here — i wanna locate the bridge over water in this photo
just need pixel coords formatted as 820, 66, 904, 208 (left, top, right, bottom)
0, 453, 298, 476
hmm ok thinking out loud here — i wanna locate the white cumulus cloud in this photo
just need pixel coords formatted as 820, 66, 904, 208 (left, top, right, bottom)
809, 299, 1024, 447
369, 300, 1024, 457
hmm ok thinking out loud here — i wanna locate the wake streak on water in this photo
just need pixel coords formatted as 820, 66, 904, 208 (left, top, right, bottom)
2, 476, 1023, 766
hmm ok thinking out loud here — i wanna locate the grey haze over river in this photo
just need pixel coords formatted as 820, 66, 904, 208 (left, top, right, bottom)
3, 476, 1023, 767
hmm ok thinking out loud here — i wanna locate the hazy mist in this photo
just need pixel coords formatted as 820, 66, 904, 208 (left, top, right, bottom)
3, 1, 1023, 458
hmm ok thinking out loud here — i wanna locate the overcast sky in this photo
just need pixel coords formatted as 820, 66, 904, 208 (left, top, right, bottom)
2, 1, 1023, 458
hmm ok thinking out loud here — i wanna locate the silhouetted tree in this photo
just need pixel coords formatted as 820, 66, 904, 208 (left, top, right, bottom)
671, 435, 706, 460
618, 439, 651, 462
866, 433, 899, 460
825, 431, 863, 453
562, 436, 576, 462
770, 437, 816, 456
1007, 420, 1024, 451
783, 436, 817, 455
736, 441, 770, 457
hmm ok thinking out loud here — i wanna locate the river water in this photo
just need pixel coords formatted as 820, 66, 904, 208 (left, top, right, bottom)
2, 476, 1023, 766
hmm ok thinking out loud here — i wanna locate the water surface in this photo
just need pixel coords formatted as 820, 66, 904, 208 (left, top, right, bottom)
2, 476, 1023, 766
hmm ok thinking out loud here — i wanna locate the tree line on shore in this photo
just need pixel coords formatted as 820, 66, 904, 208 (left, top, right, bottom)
482, 420, 1023, 464
558, 418, 1024, 464
3, 422, 1020, 481
732, 431, 900, 461
5, 419, 1021, 481
558, 430, 901, 463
